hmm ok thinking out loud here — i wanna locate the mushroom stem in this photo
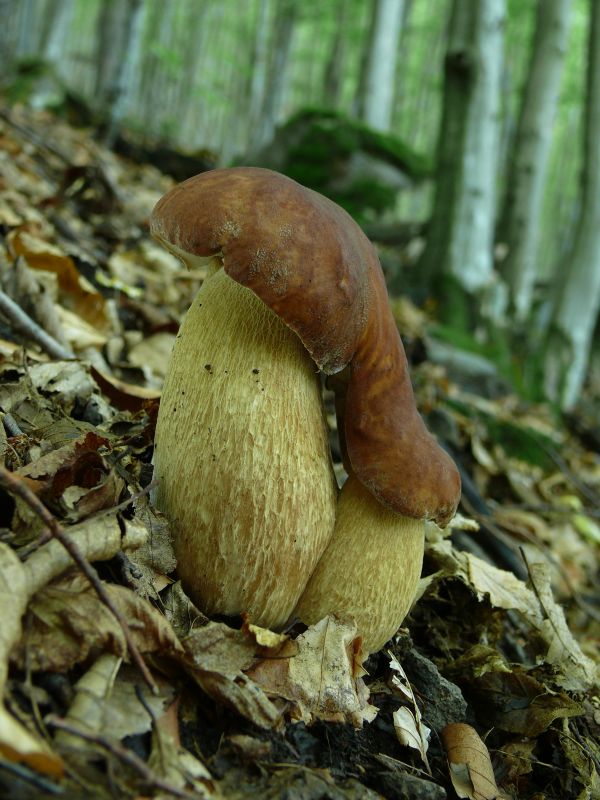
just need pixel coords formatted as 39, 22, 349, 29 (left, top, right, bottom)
153, 266, 337, 629
292, 474, 425, 654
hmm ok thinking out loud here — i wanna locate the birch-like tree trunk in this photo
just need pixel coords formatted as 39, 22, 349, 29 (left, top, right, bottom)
253, 0, 296, 153
40, 0, 74, 71
16, 0, 43, 58
103, 0, 146, 146
356, 0, 405, 131
544, 1, 600, 410
323, 0, 349, 107
498, 0, 571, 320
0, 0, 19, 75
418, 0, 505, 324
248, 0, 274, 136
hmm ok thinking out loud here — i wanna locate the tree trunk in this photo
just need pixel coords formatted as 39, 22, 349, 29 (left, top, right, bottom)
323, 0, 350, 107
0, 0, 19, 75
498, 0, 572, 320
253, 0, 297, 153
417, 0, 505, 327
544, 1, 600, 409
16, 0, 43, 58
356, 0, 405, 131
103, 0, 146, 146
248, 0, 274, 136
40, 0, 74, 71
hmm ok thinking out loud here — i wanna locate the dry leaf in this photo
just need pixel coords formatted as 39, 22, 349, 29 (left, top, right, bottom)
0, 543, 64, 777
14, 572, 183, 672
184, 622, 282, 729
249, 615, 377, 727
388, 652, 431, 768
442, 722, 501, 800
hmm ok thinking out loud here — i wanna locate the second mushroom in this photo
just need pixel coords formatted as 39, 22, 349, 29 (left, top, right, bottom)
151, 167, 461, 654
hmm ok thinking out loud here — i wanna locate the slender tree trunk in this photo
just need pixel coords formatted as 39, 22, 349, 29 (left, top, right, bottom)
40, 0, 74, 71
323, 0, 350, 107
498, 0, 572, 320
248, 0, 274, 136
356, 0, 405, 131
103, 0, 146, 146
544, 1, 600, 409
253, 0, 297, 152
16, 0, 43, 58
0, 0, 19, 75
417, 0, 505, 326
94, 0, 124, 109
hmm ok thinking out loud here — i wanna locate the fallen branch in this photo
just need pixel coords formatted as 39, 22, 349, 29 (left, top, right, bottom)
0, 466, 157, 693
47, 716, 196, 800
0, 289, 75, 360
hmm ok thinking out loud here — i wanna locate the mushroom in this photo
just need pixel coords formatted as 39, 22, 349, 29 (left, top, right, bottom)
150, 167, 461, 644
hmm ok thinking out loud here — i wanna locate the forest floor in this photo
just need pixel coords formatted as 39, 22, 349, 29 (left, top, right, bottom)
0, 104, 598, 800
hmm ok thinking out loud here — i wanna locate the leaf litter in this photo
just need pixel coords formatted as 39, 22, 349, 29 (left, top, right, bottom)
0, 104, 598, 799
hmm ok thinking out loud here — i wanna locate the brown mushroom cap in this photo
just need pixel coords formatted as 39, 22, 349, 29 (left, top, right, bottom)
150, 167, 461, 525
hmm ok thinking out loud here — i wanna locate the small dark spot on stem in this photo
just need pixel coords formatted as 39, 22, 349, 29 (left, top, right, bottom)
204, 364, 212, 372
252, 368, 260, 374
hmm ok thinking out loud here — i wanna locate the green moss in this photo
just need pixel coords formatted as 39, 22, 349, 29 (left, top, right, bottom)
275, 108, 432, 220
286, 108, 432, 177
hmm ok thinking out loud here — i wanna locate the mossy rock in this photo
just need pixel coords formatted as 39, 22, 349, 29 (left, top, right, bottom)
244, 108, 432, 221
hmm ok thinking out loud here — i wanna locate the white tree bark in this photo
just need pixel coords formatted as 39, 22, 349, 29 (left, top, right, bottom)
357, 0, 405, 131
453, 0, 505, 294
499, 0, 572, 320
104, 0, 147, 146
248, 0, 274, 134
418, 0, 505, 315
253, 0, 296, 152
544, 0, 600, 409
40, 0, 74, 70
323, 0, 350, 106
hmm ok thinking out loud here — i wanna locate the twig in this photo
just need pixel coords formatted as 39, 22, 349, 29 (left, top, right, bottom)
0, 758, 62, 795
0, 466, 158, 694
0, 107, 72, 164
0, 289, 75, 360
2, 412, 23, 437
31, 479, 158, 550
47, 716, 196, 799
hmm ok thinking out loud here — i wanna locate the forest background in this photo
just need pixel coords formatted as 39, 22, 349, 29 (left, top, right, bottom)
1, 0, 600, 414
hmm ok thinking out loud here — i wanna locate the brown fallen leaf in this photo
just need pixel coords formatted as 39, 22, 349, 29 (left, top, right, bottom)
91, 365, 161, 412
7, 228, 110, 332
14, 573, 184, 673
442, 722, 501, 800
248, 614, 377, 728
183, 621, 282, 730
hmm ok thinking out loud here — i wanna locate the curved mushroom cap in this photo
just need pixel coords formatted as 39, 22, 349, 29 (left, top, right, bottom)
150, 167, 461, 525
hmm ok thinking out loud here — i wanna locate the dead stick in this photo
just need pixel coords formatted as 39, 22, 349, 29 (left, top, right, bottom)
0, 289, 75, 360
47, 716, 197, 799
0, 466, 158, 694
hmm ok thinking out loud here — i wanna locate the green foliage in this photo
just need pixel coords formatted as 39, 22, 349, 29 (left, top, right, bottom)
3, 57, 55, 104
273, 108, 432, 220
286, 108, 432, 177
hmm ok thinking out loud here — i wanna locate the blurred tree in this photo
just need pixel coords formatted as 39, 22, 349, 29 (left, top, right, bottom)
40, 0, 74, 70
417, 0, 505, 327
101, 0, 146, 146
248, 0, 274, 134
544, 0, 600, 409
253, 0, 297, 153
323, 0, 350, 107
498, 0, 572, 321
355, 0, 405, 131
